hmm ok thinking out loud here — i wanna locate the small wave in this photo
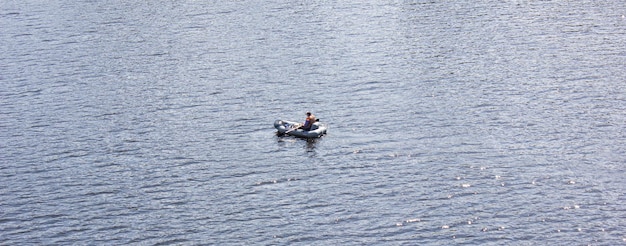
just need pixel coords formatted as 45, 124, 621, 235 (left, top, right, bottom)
255, 178, 299, 186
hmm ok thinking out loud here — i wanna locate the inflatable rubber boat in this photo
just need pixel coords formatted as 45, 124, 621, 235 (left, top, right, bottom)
274, 119, 328, 138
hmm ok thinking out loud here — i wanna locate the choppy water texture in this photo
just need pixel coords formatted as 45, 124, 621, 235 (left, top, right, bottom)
2, 0, 626, 245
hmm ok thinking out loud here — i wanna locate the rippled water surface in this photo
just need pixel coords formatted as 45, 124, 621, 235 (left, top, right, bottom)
2, 0, 625, 245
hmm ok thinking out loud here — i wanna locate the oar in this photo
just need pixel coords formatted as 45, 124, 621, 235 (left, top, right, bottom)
285, 123, 302, 134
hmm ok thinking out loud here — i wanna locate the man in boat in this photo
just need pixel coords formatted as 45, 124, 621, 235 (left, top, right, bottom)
300, 111, 316, 131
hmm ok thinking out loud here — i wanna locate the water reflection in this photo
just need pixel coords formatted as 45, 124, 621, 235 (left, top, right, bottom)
275, 133, 320, 154
304, 138, 318, 153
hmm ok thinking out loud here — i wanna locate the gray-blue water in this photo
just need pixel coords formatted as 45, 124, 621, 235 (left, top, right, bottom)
1, 1, 625, 245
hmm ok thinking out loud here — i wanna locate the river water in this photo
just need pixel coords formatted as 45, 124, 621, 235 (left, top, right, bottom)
1, 0, 625, 245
